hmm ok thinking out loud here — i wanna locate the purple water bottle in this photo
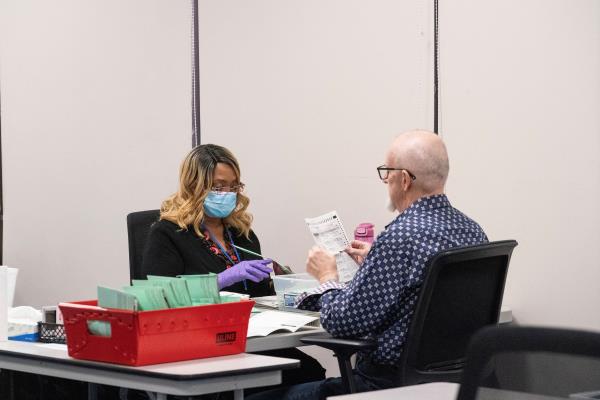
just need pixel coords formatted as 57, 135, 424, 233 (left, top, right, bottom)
354, 223, 375, 244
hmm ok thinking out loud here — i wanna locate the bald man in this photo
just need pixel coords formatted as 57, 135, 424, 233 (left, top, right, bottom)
247, 130, 488, 400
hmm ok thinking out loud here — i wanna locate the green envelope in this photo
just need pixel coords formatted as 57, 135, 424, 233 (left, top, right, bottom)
122, 285, 169, 311
178, 273, 220, 305
92, 286, 138, 337
133, 277, 193, 308
98, 286, 137, 310
220, 295, 241, 303
87, 320, 112, 337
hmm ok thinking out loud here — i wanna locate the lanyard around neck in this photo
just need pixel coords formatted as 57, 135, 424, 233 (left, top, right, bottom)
203, 225, 241, 265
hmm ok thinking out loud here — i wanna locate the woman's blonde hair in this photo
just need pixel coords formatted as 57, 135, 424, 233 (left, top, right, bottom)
160, 144, 253, 238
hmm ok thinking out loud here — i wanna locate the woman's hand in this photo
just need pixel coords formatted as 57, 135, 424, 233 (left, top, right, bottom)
217, 259, 272, 289
345, 240, 372, 265
306, 246, 338, 284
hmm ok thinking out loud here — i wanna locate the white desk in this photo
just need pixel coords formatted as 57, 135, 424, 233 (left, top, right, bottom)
245, 305, 511, 353
247, 326, 324, 352
327, 382, 459, 400
328, 382, 459, 400
0, 305, 512, 398
0, 341, 299, 400
328, 382, 567, 400
248, 300, 325, 352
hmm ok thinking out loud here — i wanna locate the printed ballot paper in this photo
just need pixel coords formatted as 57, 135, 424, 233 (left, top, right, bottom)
247, 310, 319, 337
305, 211, 359, 282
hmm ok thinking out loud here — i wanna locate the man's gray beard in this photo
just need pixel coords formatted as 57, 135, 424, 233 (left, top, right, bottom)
386, 196, 396, 212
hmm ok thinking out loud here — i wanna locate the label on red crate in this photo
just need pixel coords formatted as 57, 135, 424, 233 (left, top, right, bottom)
216, 331, 237, 345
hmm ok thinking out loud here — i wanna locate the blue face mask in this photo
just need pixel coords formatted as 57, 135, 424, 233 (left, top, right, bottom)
204, 191, 237, 218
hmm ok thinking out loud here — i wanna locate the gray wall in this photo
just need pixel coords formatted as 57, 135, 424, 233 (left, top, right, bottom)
0, 0, 191, 307
441, 0, 600, 330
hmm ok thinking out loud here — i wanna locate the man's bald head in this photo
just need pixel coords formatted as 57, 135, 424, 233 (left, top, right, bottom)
389, 130, 449, 194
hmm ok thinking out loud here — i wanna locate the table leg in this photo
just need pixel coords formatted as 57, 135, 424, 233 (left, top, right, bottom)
88, 382, 98, 400
8, 370, 15, 400
234, 389, 244, 400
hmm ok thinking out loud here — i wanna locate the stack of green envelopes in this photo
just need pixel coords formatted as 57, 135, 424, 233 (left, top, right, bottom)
178, 273, 221, 305
92, 273, 241, 336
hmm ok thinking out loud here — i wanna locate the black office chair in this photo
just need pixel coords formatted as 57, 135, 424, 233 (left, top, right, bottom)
301, 240, 518, 394
457, 326, 600, 400
126, 209, 160, 281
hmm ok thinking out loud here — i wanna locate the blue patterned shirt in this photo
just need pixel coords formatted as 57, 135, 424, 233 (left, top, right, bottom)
296, 194, 488, 365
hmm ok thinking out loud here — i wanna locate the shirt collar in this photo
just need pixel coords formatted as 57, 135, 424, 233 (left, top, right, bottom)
386, 194, 451, 228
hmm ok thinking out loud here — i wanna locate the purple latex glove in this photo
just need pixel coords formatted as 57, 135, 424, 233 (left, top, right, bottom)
217, 259, 273, 289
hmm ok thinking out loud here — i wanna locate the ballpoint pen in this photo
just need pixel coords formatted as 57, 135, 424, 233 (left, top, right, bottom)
232, 245, 293, 275
232, 244, 264, 258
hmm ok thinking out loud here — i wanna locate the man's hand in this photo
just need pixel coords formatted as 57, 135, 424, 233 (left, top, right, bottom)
345, 240, 372, 265
306, 246, 339, 284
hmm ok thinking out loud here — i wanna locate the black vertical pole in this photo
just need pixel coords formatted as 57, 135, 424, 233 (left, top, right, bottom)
191, 0, 201, 147
433, 0, 440, 134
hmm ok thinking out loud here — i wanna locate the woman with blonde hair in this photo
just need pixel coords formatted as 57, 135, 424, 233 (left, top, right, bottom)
141, 144, 326, 393
142, 144, 273, 295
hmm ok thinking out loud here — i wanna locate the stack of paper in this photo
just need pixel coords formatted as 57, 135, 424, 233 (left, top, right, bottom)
93, 286, 139, 337
143, 276, 193, 308
122, 286, 168, 311
247, 310, 319, 337
178, 274, 221, 305
93, 272, 237, 331
98, 286, 137, 310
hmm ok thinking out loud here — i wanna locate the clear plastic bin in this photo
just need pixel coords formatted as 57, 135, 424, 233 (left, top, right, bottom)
272, 273, 320, 309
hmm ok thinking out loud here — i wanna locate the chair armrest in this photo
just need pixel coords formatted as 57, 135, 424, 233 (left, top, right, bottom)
301, 333, 377, 358
302, 333, 377, 394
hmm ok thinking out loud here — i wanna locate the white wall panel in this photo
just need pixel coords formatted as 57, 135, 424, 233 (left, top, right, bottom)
441, 0, 600, 330
198, 0, 433, 271
0, 0, 191, 307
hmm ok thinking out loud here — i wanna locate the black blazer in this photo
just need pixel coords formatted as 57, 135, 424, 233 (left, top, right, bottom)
140, 219, 274, 297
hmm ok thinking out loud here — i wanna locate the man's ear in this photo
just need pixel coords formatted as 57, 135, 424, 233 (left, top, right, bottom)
401, 170, 412, 191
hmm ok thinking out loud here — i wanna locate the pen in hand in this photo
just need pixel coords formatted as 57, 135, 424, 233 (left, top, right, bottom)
232, 245, 293, 275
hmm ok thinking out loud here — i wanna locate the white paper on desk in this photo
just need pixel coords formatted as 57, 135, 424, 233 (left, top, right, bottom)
305, 211, 359, 282
247, 310, 319, 337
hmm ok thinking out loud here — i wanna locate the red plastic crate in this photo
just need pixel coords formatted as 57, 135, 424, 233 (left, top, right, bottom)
59, 299, 254, 366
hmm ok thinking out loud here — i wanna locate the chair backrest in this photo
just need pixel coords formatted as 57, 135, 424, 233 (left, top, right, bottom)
126, 209, 160, 282
398, 240, 518, 385
457, 326, 600, 400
